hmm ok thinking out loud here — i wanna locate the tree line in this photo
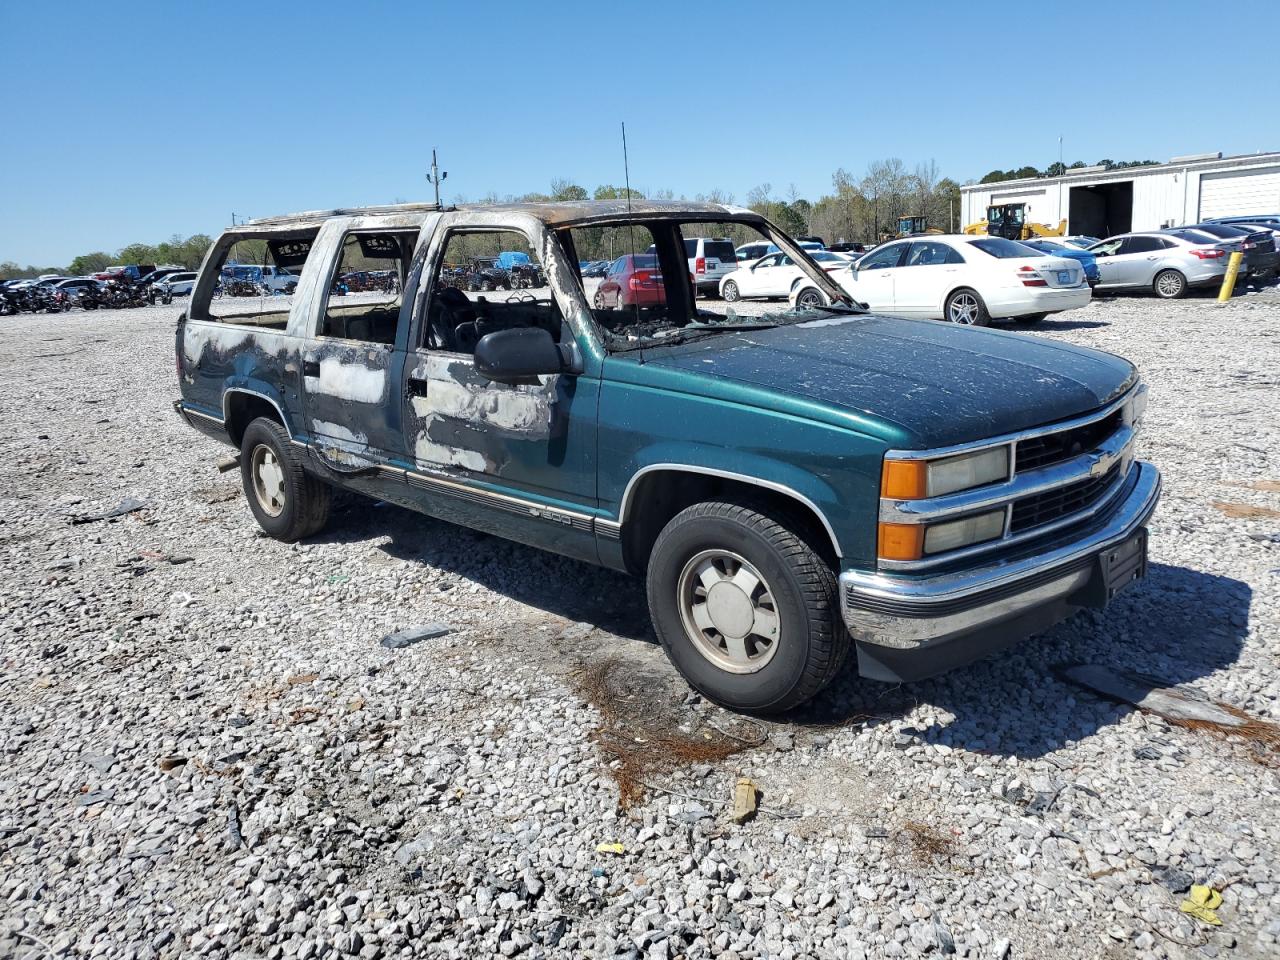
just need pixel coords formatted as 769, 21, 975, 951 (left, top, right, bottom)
979, 158, 1159, 184
0, 233, 214, 282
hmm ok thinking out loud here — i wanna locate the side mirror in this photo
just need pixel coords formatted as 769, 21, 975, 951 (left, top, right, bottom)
474, 327, 574, 384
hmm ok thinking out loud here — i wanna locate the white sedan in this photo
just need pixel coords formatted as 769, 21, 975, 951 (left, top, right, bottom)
788, 235, 1091, 325
720, 250, 849, 302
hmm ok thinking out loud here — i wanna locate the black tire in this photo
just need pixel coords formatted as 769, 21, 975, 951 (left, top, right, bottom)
646, 500, 848, 714
1014, 313, 1047, 324
944, 287, 990, 325
722, 280, 740, 303
240, 417, 331, 542
795, 287, 825, 310
1153, 269, 1187, 299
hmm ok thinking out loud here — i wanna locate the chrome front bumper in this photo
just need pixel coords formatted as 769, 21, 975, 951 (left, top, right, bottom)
841, 461, 1161, 680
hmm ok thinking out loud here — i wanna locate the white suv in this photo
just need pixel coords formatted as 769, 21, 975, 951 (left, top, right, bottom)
684, 237, 739, 298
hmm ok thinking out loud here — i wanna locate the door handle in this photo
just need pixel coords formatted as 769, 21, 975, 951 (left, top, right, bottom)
407, 377, 429, 397
303, 359, 320, 377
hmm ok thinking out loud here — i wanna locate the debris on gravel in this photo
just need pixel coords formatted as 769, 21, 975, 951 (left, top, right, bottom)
1, 287, 1278, 959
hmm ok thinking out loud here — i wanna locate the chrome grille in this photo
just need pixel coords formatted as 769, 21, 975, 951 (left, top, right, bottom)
1010, 462, 1122, 533
878, 384, 1145, 572
1015, 410, 1122, 472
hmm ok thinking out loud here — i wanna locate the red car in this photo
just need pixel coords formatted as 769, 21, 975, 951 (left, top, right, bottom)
592, 255, 668, 308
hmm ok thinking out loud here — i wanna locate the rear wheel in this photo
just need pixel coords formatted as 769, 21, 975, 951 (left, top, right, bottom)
240, 418, 331, 542
722, 280, 740, 302
1153, 269, 1187, 299
646, 501, 848, 713
945, 288, 990, 325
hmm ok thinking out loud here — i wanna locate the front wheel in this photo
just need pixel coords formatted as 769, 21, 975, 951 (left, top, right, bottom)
795, 287, 826, 310
646, 501, 848, 713
945, 288, 990, 325
1153, 269, 1187, 299
722, 280, 740, 303
240, 418, 331, 542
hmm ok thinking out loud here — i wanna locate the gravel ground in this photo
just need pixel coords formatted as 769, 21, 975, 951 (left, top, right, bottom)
2, 285, 1279, 960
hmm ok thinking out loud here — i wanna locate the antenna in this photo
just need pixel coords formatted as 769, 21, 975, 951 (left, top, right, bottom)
621, 121, 644, 363
428, 149, 448, 206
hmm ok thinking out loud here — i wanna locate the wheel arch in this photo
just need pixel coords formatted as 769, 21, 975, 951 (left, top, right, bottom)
223, 388, 292, 448
616, 464, 843, 575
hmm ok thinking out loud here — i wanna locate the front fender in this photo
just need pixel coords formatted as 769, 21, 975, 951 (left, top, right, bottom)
598, 387, 885, 566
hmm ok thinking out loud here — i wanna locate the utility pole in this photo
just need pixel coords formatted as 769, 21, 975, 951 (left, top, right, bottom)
427, 149, 448, 207
1058, 136, 1064, 227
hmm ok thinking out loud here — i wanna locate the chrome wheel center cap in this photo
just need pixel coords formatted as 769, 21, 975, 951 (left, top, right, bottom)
705, 581, 754, 638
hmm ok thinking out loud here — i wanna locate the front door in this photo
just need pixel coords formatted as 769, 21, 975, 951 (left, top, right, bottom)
848, 240, 908, 312
400, 219, 599, 560
895, 240, 962, 316
1090, 237, 1128, 287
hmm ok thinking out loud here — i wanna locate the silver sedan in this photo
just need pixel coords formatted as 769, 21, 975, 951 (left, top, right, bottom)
1087, 230, 1237, 298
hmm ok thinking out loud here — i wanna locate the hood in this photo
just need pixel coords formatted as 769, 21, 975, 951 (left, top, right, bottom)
641, 314, 1136, 448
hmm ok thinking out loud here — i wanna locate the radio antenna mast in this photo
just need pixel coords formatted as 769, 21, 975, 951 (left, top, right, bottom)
428, 149, 448, 206
621, 121, 645, 364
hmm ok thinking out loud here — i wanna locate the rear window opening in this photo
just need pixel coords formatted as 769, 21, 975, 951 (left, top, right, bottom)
191, 229, 318, 327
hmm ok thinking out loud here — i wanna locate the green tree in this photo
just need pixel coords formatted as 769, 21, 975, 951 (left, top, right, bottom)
593, 184, 644, 200
68, 252, 114, 275
550, 178, 588, 201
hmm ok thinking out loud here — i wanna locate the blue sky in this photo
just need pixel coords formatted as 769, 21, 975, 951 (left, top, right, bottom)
3, 0, 1277, 265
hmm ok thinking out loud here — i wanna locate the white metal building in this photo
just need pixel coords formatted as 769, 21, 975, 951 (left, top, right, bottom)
959, 151, 1280, 238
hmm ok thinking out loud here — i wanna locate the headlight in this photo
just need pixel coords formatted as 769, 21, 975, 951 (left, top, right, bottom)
1126, 382, 1148, 434
881, 446, 1009, 500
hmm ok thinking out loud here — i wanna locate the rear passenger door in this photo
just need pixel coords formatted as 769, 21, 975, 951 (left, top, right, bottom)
301, 224, 417, 466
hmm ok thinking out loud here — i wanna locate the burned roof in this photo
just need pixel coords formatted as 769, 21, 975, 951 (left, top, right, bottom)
241, 199, 757, 231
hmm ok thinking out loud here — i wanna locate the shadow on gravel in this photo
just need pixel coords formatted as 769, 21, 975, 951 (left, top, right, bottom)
305, 500, 1251, 758
796, 562, 1251, 759
308, 494, 655, 642
1036, 320, 1110, 331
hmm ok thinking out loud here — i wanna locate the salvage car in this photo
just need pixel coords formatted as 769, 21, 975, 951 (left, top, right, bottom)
174, 200, 1159, 712
789, 235, 1091, 325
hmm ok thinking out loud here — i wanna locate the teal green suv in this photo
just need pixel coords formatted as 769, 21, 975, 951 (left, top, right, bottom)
173, 200, 1160, 712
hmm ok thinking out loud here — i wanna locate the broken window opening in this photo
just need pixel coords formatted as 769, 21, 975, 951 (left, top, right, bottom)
193, 230, 317, 327
316, 231, 416, 345
422, 228, 562, 356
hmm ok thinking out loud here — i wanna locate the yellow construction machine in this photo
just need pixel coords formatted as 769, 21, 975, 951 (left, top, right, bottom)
962, 203, 1066, 240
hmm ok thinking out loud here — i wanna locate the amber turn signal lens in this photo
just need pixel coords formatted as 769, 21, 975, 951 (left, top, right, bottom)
881, 460, 928, 499
878, 522, 925, 562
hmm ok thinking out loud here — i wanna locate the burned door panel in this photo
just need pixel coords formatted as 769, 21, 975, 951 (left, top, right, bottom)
302, 342, 406, 469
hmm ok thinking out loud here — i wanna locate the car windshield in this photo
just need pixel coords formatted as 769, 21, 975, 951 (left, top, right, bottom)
565, 217, 855, 350
969, 237, 1046, 258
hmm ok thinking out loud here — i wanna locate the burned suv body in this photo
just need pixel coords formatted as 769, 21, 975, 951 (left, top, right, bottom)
173, 200, 1159, 712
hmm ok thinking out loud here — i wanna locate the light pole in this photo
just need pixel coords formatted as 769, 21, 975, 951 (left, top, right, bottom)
427, 149, 448, 207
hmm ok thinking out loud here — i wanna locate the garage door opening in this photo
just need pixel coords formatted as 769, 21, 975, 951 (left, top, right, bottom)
1069, 182, 1133, 238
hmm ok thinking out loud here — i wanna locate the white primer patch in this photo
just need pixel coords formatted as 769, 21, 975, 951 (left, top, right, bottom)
310, 420, 368, 448
310, 358, 387, 403
414, 437, 488, 472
